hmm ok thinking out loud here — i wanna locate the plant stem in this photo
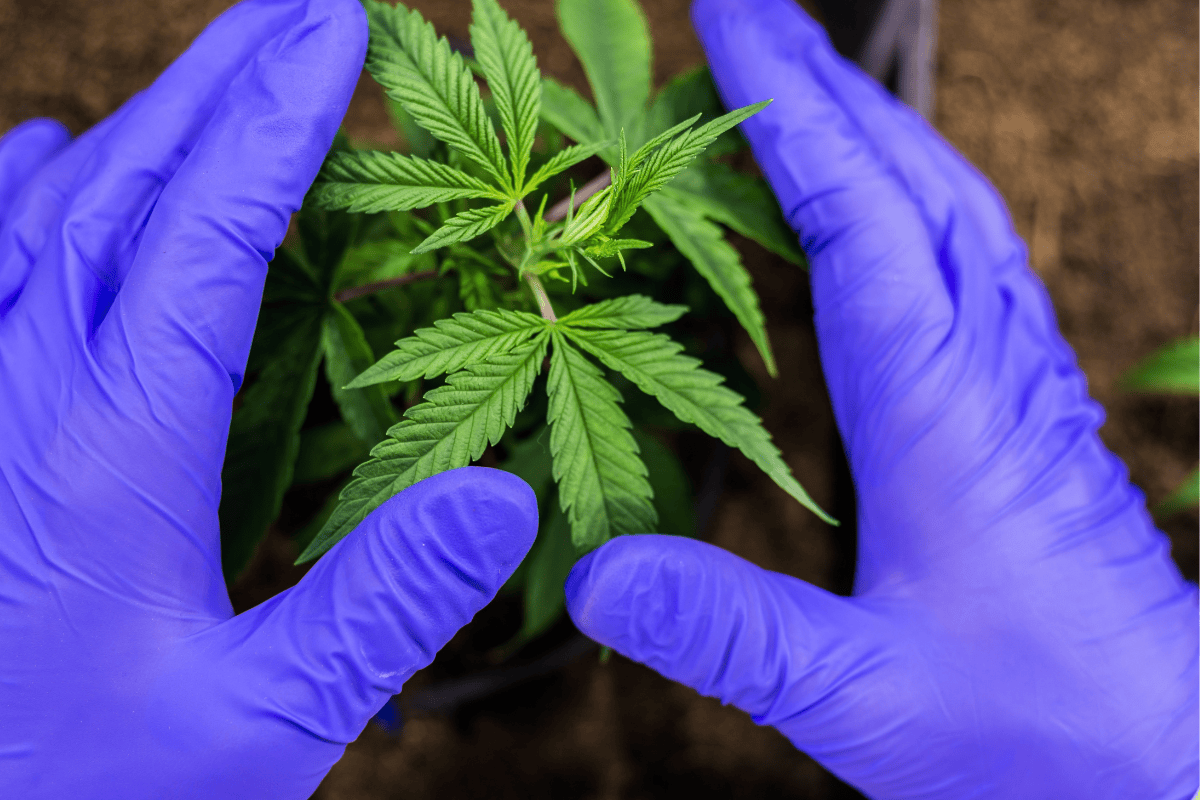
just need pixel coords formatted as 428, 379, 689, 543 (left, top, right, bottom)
524, 272, 557, 322
333, 269, 438, 303
546, 171, 610, 223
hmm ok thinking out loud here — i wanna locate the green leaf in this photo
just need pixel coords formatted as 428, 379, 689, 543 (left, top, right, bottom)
605, 101, 770, 233
313, 149, 504, 214
411, 202, 515, 254
323, 301, 399, 445
298, 332, 550, 562
559, 294, 687, 329
520, 502, 577, 640
558, 185, 613, 246
293, 422, 372, 484
1121, 335, 1199, 395
219, 303, 325, 581
362, 0, 509, 188
521, 140, 610, 195
1155, 466, 1200, 517
546, 331, 656, 550
633, 428, 696, 539
562, 327, 834, 524
385, 96, 437, 158
539, 76, 605, 145
348, 308, 548, 387
664, 162, 805, 265
470, 0, 541, 190
557, 0, 651, 140
642, 192, 776, 376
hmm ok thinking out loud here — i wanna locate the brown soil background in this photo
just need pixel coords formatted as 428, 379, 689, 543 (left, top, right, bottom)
1, 0, 1195, 797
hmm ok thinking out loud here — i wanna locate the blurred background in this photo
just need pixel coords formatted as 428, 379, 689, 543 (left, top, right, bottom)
1, 0, 1195, 797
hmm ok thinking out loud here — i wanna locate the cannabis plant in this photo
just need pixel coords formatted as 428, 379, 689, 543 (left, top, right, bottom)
221, 0, 833, 648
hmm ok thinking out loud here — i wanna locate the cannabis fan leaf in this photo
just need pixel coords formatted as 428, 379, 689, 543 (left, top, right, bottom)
291, 0, 833, 572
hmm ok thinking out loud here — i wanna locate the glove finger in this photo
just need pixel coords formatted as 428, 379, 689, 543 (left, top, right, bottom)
738, 0, 1075, 375
103, 0, 365, 411
0, 107, 130, 318
7, 0, 310, 344
166, 468, 537, 795
691, 0, 955, 432
564, 534, 898, 786
0, 119, 71, 224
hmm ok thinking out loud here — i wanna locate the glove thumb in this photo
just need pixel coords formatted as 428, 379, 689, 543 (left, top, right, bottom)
564, 535, 897, 784
155, 467, 537, 798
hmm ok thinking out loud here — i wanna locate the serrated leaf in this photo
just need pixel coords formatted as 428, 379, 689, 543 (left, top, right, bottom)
313, 149, 503, 214
386, 96, 437, 158
219, 303, 324, 581
540, 76, 605, 145
1121, 335, 1199, 395
664, 163, 804, 265
471, 0, 541, 190
581, 237, 653, 261
362, 0, 509, 188
546, 331, 656, 550
521, 140, 610, 195
605, 101, 770, 233
412, 202, 514, 254
349, 308, 548, 387
558, 185, 612, 246
563, 327, 834, 524
559, 294, 686, 329
299, 332, 550, 562
557, 0, 651, 141
643, 192, 776, 376
323, 301, 399, 444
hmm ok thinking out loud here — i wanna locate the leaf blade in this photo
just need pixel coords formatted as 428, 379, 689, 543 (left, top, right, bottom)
521, 140, 610, 195
546, 331, 656, 551
348, 307, 548, 387
642, 192, 777, 376
605, 100, 770, 232
411, 202, 515, 254
362, 0, 509, 187
556, 0, 652, 140
313, 149, 504, 214
299, 332, 550, 562
471, 0, 542, 190
559, 294, 687, 329
563, 327, 834, 524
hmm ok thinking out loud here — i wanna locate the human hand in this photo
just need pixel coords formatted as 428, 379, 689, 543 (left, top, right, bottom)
0, 2, 536, 797
563, 1, 1199, 797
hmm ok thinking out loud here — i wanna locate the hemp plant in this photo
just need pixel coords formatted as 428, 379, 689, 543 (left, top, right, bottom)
220, 0, 833, 648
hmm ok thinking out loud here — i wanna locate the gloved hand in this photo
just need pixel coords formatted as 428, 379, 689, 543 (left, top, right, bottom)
0, 1, 536, 797
564, 1, 1199, 797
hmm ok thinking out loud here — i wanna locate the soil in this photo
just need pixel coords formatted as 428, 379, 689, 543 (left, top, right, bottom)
1, 0, 1195, 798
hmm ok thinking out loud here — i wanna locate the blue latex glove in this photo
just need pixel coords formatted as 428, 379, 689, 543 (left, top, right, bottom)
0, 1, 536, 797
564, 1, 1199, 797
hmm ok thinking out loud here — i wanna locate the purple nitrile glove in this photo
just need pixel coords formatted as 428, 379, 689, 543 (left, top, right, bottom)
0, 2, 537, 798
564, 1, 1199, 798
